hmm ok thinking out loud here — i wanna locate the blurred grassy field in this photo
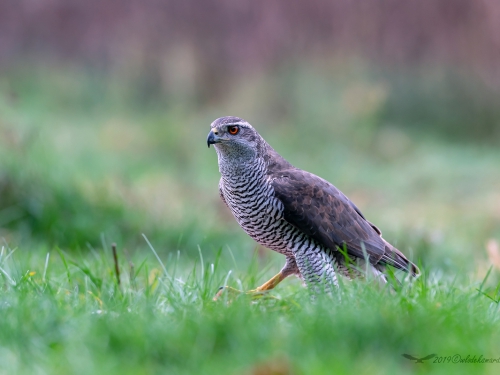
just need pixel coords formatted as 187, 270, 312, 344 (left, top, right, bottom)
1, 64, 500, 374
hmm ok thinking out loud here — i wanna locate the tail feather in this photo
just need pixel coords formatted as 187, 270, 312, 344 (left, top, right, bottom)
380, 240, 420, 277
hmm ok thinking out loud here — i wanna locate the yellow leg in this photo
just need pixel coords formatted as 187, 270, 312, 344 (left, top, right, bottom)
248, 272, 286, 293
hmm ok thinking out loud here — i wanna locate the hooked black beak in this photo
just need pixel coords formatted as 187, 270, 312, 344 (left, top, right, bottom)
207, 130, 219, 148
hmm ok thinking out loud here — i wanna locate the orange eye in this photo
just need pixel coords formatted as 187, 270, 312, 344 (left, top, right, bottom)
228, 126, 239, 135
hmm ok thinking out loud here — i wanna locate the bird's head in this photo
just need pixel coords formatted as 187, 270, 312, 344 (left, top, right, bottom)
207, 116, 263, 161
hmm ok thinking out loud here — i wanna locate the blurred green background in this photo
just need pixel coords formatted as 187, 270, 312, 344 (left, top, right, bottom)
2, 2, 500, 375
1, 0, 500, 275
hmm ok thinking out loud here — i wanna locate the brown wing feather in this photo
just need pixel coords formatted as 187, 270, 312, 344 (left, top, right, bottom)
270, 168, 419, 275
271, 168, 385, 263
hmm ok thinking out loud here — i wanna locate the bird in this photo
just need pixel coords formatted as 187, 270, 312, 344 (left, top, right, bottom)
401, 354, 437, 363
207, 116, 419, 295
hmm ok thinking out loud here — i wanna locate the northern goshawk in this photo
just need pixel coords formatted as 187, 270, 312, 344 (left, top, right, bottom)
207, 116, 419, 294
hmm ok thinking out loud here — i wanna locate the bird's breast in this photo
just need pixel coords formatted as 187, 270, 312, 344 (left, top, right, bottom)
221, 170, 305, 256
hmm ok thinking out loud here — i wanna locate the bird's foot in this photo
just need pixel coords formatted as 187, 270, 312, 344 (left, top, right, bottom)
246, 288, 279, 300
213, 286, 244, 301
213, 286, 278, 302
213, 272, 287, 301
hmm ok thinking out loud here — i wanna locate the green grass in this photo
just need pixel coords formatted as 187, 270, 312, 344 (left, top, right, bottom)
1, 240, 500, 375
1, 64, 500, 374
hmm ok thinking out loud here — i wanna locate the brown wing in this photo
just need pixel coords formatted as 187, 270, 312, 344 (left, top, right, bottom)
263, 144, 419, 275
271, 168, 419, 275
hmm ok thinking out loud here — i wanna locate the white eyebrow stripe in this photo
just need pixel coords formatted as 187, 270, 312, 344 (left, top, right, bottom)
226, 122, 248, 127
210, 117, 253, 129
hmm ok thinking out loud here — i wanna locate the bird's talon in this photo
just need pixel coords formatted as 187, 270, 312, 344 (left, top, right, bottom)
213, 286, 244, 301
246, 289, 265, 295
213, 286, 279, 302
